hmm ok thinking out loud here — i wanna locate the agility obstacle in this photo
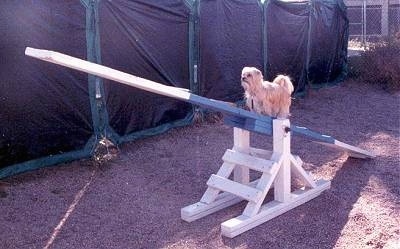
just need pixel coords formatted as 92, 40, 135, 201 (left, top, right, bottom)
25, 47, 375, 237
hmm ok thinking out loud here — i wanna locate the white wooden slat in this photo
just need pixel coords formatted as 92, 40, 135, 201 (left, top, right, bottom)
290, 155, 317, 188
242, 154, 283, 217
25, 48, 192, 102
233, 128, 250, 184
206, 174, 263, 203
221, 180, 331, 238
248, 147, 273, 159
222, 150, 275, 173
273, 119, 292, 203
182, 192, 243, 222
315, 140, 376, 159
181, 180, 260, 222
242, 173, 275, 217
216, 162, 235, 178
200, 162, 235, 204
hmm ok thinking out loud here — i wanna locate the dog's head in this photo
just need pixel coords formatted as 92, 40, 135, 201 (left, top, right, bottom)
241, 67, 263, 92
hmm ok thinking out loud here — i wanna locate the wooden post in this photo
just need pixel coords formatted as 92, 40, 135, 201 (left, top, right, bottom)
233, 128, 250, 184
273, 119, 291, 202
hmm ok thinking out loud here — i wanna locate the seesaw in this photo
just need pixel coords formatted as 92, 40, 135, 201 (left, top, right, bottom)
25, 47, 375, 238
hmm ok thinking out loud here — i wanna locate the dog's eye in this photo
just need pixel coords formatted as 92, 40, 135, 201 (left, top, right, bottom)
246, 73, 252, 78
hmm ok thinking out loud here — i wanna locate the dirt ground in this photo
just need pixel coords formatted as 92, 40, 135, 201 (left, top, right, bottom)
1, 80, 399, 249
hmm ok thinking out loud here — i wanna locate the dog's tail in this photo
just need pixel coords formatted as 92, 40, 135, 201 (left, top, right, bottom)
273, 75, 294, 95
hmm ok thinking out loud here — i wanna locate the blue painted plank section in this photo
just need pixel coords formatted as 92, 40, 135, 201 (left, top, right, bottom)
188, 94, 273, 124
224, 114, 271, 129
223, 114, 272, 135
224, 118, 271, 135
290, 125, 335, 144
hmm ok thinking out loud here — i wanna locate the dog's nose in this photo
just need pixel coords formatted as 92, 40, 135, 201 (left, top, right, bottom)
241, 76, 246, 81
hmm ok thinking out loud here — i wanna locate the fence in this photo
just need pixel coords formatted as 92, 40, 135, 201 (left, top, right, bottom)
345, 0, 400, 45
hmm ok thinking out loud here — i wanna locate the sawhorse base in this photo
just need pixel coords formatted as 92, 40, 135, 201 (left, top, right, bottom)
181, 119, 331, 238
221, 179, 330, 238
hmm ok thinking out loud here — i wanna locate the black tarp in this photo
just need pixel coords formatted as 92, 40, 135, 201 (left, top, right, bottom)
265, 0, 348, 93
265, 0, 310, 93
0, 0, 349, 178
98, 0, 193, 141
307, 0, 348, 87
198, 0, 264, 101
0, 1, 93, 170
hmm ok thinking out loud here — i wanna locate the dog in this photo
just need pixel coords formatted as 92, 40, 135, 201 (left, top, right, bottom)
241, 67, 294, 119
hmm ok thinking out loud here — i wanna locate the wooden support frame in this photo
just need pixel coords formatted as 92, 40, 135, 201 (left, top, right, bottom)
181, 119, 331, 238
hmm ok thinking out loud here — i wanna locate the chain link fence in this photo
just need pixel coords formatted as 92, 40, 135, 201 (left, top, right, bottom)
345, 0, 400, 91
345, 0, 400, 46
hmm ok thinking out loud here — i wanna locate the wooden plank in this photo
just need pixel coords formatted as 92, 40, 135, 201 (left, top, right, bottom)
25, 47, 375, 159
242, 170, 277, 217
206, 175, 263, 203
200, 162, 235, 204
181, 180, 260, 222
248, 147, 273, 159
220, 180, 331, 238
291, 125, 375, 158
273, 119, 292, 203
316, 140, 376, 159
224, 113, 272, 129
334, 140, 376, 158
182, 192, 243, 222
216, 162, 236, 178
233, 128, 250, 184
25, 47, 272, 124
289, 155, 317, 188
223, 115, 272, 135
290, 125, 336, 144
222, 150, 275, 173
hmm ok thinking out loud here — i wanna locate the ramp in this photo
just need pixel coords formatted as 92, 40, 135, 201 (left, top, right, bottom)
291, 126, 375, 159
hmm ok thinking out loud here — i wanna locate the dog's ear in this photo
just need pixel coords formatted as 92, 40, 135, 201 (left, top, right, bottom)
253, 68, 263, 82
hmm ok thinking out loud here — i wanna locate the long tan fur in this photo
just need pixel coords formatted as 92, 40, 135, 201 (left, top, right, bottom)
241, 67, 294, 119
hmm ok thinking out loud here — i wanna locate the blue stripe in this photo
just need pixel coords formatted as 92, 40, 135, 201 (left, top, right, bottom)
290, 125, 335, 144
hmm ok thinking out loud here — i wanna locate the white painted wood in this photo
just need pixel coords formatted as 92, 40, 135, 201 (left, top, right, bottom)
182, 192, 243, 222
200, 188, 220, 204
216, 162, 236, 178
181, 180, 260, 222
273, 119, 291, 202
233, 128, 250, 184
248, 147, 273, 159
25, 47, 192, 102
242, 166, 279, 217
289, 155, 317, 188
334, 140, 376, 158
242, 154, 283, 217
207, 175, 263, 203
220, 180, 331, 238
292, 155, 303, 166
222, 150, 276, 173
316, 140, 376, 159
200, 162, 235, 204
